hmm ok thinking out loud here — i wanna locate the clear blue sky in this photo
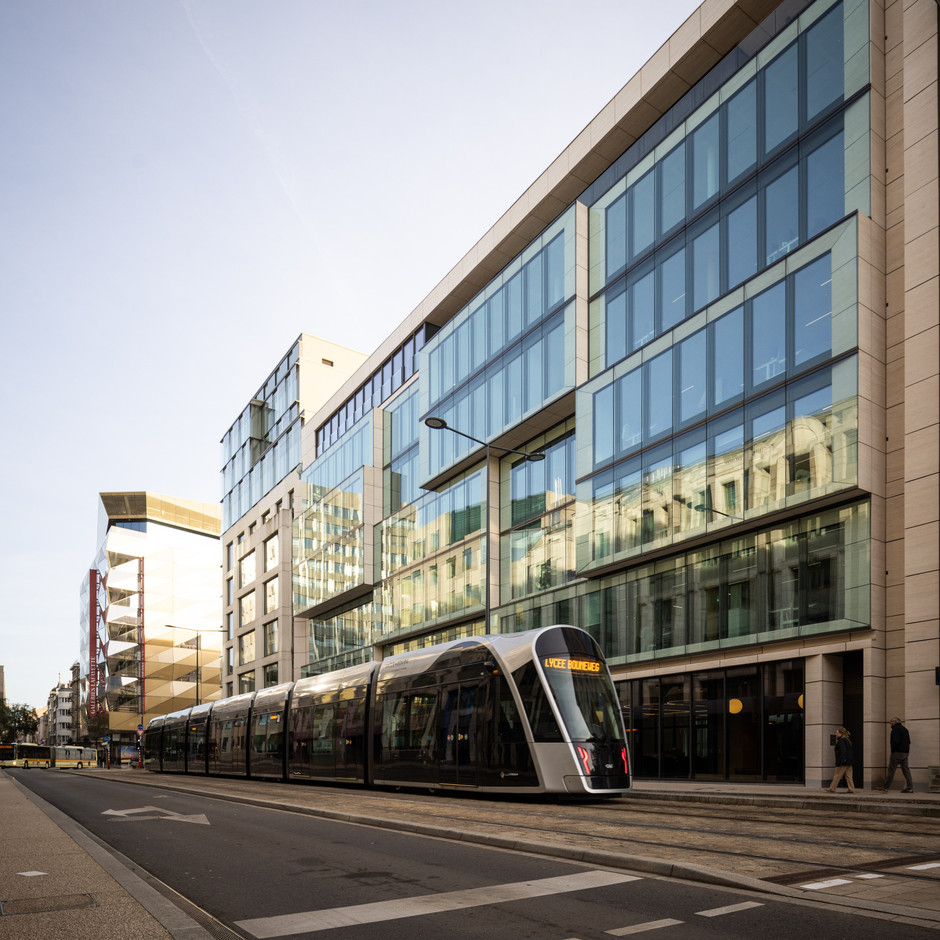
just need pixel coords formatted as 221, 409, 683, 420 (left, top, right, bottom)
0, 0, 701, 710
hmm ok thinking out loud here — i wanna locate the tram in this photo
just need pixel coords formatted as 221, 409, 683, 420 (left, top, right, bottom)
143, 625, 631, 796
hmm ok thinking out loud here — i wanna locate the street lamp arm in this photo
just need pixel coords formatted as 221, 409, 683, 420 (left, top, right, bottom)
424, 416, 544, 461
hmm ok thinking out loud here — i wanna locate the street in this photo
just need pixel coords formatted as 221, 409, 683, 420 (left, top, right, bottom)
9, 769, 940, 939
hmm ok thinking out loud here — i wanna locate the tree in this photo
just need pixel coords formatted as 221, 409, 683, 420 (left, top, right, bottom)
0, 701, 39, 741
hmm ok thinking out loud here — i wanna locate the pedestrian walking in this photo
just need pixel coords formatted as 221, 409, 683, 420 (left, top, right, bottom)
876, 717, 914, 792
827, 726, 855, 793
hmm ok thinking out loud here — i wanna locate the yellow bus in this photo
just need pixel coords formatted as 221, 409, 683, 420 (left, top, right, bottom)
52, 746, 98, 768
0, 743, 52, 768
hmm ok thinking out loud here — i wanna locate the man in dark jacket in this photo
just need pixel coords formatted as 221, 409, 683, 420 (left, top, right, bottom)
876, 717, 913, 793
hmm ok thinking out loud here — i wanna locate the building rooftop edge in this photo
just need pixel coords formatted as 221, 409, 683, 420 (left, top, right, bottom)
305, 0, 780, 435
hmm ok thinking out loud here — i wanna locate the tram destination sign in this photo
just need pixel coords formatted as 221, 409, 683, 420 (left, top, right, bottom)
543, 656, 602, 674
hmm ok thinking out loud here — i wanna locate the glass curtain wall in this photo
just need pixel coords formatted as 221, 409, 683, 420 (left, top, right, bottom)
583, 501, 868, 660
619, 659, 805, 781
501, 429, 577, 601
379, 468, 485, 639
293, 416, 373, 612
588, 0, 869, 377
222, 342, 301, 529
579, 221, 861, 572
420, 209, 576, 481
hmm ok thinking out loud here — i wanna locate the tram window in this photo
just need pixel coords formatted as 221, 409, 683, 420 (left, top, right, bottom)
290, 705, 313, 772
312, 704, 335, 762
498, 682, 526, 740
380, 692, 438, 753
512, 662, 563, 741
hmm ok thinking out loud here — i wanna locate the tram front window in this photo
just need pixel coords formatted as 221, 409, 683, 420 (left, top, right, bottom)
535, 629, 624, 744
541, 660, 623, 743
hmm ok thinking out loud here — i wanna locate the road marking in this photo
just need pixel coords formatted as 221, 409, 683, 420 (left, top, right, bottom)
235, 870, 639, 938
908, 862, 940, 871
696, 901, 763, 917
17, 871, 47, 877
102, 805, 209, 825
606, 919, 683, 935
855, 873, 884, 879
801, 878, 852, 889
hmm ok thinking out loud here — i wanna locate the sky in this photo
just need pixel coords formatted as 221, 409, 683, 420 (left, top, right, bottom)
0, 0, 702, 711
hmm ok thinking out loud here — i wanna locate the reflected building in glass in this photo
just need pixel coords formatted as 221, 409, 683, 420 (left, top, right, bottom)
283, 0, 937, 788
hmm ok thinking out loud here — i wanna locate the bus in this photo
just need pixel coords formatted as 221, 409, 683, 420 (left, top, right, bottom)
0, 743, 52, 768
52, 746, 98, 768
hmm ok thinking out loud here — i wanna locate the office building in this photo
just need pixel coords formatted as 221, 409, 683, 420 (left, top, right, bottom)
81, 492, 222, 760
285, 0, 938, 788
221, 334, 367, 697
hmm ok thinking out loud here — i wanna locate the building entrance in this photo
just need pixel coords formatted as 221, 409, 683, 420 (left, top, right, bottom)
617, 658, 804, 782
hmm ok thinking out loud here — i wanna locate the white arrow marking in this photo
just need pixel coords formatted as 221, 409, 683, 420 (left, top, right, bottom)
102, 805, 169, 816
164, 813, 210, 825
102, 805, 209, 825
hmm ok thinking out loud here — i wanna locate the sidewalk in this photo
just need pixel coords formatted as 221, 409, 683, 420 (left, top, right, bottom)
2, 767, 938, 938
0, 771, 213, 940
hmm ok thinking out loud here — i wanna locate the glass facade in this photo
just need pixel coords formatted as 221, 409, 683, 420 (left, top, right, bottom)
316, 327, 428, 455
379, 466, 486, 638
420, 210, 576, 481
221, 342, 301, 530
502, 427, 577, 601
82, 493, 222, 755
620, 659, 805, 781
285, 0, 885, 783
293, 416, 373, 612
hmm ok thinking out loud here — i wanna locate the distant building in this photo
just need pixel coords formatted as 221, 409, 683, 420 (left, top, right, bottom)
80, 492, 222, 761
35, 706, 48, 745
47, 681, 72, 746
69, 661, 82, 743
221, 334, 367, 697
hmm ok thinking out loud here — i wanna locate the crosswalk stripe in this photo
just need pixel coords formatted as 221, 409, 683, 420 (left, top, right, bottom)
606, 919, 683, 935
696, 901, 763, 917
236, 870, 640, 938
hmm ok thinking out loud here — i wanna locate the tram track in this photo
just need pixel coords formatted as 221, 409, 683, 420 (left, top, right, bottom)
346, 787, 940, 882
73, 770, 940, 886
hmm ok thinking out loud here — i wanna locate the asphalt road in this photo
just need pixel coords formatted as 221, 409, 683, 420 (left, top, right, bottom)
12, 770, 940, 940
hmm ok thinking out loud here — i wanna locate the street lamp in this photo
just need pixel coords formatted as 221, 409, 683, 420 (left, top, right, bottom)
424, 416, 545, 631
423, 416, 545, 462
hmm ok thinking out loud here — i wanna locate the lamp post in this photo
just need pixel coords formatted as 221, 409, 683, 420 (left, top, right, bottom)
424, 416, 544, 631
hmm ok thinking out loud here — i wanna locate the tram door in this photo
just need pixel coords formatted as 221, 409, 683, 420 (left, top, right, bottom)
440, 682, 482, 787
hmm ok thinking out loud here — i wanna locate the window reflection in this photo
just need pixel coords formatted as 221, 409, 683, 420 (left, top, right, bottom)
503, 434, 577, 601
582, 502, 867, 661
584, 356, 858, 565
